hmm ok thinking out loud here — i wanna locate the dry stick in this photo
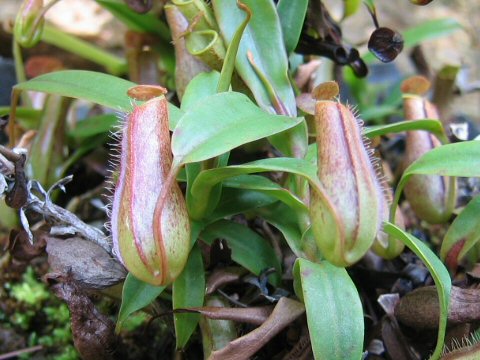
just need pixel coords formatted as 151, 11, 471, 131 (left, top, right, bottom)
27, 199, 111, 253
0, 345, 43, 360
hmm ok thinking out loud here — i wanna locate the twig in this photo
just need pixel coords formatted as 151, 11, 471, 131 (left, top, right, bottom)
0, 345, 43, 360
21, 178, 111, 253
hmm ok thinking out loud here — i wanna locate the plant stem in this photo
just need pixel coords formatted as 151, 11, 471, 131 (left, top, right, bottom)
42, 24, 128, 75
12, 41, 32, 108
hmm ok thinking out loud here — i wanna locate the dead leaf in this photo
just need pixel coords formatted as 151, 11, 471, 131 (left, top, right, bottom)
381, 316, 420, 360
46, 236, 126, 289
8, 229, 46, 262
206, 267, 247, 295
47, 274, 117, 360
175, 304, 273, 326
295, 94, 316, 115
209, 297, 305, 360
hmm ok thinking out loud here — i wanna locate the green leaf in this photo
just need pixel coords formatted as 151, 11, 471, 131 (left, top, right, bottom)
96, 0, 171, 40
401, 141, 480, 178
14, 70, 183, 130
212, 0, 296, 115
182, 72, 229, 218
254, 202, 305, 258
361, 104, 399, 121
276, 0, 308, 54
61, 134, 108, 176
116, 273, 165, 332
208, 190, 310, 260
343, 0, 362, 18
440, 196, 480, 267
27, 96, 70, 188
363, 0, 375, 11
171, 92, 303, 165
95, 0, 174, 73
181, 71, 221, 111
268, 120, 308, 158
223, 175, 307, 212
364, 119, 445, 139
403, 18, 463, 48
14, 70, 134, 111
173, 244, 205, 349
383, 222, 451, 360
293, 259, 364, 360
217, 2, 251, 93
188, 157, 316, 219
201, 219, 282, 286
0, 106, 41, 121
68, 114, 118, 139
392, 141, 480, 221
208, 188, 278, 223
42, 25, 128, 76
364, 18, 463, 63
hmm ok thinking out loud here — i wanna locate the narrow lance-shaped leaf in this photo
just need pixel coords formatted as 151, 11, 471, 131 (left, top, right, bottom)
27, 95, 70, 188
68, 114, 118, 139
13, 70, 184, 130
293, 259, 364, 360
116, 273, 165, 332
212, 0, 296, 115
208, 188, 278, 223
173, 243, 205, 349
365, 119, 446, 141
181, 71, 220, 111
276, 0, 308, 54
201, 220, 282, 286
42, 25, 128, 75
180, 71, 226, 218
171, 92, 303, 166
440, 196, 480, 270
253, 203, 307, 260
188, 157, 316, 219
391, 141, 480, 223
383, 222, 451, 360
222, 175, 307, 212
217, 1, 251, 93
96, 0, 171, 39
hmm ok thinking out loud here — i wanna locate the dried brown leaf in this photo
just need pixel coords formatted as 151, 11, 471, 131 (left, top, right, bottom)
209, 297, 305, 360
46, 236, 126, 290
381, 317, 419, 360
8, 229, 46, 262
206, 267, 247, 295
295, 93, 315, 115
176, 305, 273, 326
48, 275, 117, 360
